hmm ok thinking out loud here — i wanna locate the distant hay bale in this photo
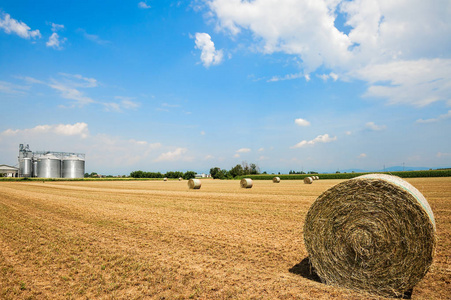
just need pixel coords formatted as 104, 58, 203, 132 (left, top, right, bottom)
303, 174, 436, 297
179, 177, 182, 181
315, 176, 319, 180
163, 177, 168, 181
240, 178, 253, 188
273, 177, 280, 183
187, 178, 201, 189
304, 177, 313, 184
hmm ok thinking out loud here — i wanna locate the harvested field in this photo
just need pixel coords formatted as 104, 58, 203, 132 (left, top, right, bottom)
0, 178, 450, 299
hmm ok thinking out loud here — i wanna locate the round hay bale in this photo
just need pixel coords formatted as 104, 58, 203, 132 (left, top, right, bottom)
240, 178, 253, 188
303, 174, 436, 297
315, 176, 319, 180
163, 177, 168, 181
304, 177, 313, 184
187, 178, 201, 189
273, 176, 280, 183
178, 177, 182, 181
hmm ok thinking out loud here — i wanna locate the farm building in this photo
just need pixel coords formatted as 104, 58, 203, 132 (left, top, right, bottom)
0, 164, 19, 177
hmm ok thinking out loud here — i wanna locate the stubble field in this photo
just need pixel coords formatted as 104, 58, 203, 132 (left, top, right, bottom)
0, 178, 450, 299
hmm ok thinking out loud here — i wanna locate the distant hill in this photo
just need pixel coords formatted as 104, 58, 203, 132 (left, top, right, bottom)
338, 166, 432, 174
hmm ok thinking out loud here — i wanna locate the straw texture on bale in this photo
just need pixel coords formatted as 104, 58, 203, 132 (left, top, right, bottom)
273, 177, 281, 183
304, 177, 313, 184
303, 174, 436, 297
187, 178, 201, 189
240, 178, 253, 188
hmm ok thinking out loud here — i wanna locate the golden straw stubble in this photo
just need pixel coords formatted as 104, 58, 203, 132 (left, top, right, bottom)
303, 175, 436, 297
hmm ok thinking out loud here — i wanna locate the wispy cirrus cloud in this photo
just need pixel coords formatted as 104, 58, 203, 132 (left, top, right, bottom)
416, 110, 451, 124
77, 28, 110, 45
0, 81, 30, 94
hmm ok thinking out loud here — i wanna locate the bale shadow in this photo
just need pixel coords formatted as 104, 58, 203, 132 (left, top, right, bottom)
288, 256, 322, 283
289, 257, 413, 299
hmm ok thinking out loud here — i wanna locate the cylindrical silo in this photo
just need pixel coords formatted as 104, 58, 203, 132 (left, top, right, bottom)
62, 155, 85, 178
32, 159, 38, 177
36, 154, 61, 178
20, 158, 32, 177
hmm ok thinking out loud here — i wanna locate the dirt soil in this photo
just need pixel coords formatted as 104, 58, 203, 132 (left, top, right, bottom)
0, 178, 450, 299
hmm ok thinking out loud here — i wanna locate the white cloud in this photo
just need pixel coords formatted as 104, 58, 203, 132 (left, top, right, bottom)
0, 12, 41, 39
204, 154, 214, 160
51, 23, 64, 32
268, 72, 305, 82
294, 118, 310, 127
200, 131, 206, 135
416, 110, 451, 124
437, 152, 451, 158
236, 148, 251, 153
350, 59, 451, 107
318, 72, 339, 81
101, 96, 141, 112
358, 153, 367, 158
345, 131, 352, 135
46, 32, 67, 50
258, 147, 264, 152
206, 0, 451, 107
365, 122, 386, 131
1, 122, 89, 139
77, 28, 110, 45
291, 134, 337, 148
233, 154, 240, 158
103, 97, 141, 112
0, 81, 30, 94
138, 2, 151, 9
155, 148, 188, 162
194, 32, 224, 67
49, 82, 95, 107
59, 73, 98, 88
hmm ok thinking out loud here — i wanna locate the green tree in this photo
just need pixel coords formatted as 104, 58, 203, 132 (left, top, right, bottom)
229, 164, 243, 178
183, 171, 196, 180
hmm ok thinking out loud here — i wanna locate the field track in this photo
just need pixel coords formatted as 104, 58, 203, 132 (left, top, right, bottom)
1, 178, 450, 299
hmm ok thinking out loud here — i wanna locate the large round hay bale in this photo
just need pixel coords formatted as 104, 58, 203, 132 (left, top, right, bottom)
163, 177, 168, 181
304, 177, 313, 184
273, 176, 280, 183
315, 176, 319, 180
187, 178, 201, 189
303, 174, 436, 297
240, 178, 253, 188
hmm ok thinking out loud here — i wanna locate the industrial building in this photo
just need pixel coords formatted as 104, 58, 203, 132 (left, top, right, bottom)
18, 144, 85, 178
0, 165, 19, 177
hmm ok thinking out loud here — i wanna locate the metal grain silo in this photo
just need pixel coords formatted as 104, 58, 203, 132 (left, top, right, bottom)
20, 158, 32, 177
62, 155, 85, 178
36, 154, 61, 178
32, 159, 38, 177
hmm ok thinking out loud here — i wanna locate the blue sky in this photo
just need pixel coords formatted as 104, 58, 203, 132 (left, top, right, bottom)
1, 0, 450, 175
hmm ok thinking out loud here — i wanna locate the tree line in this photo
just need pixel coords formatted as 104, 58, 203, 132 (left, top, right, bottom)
130, 170, 196, 179
210, 162, 260, 179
